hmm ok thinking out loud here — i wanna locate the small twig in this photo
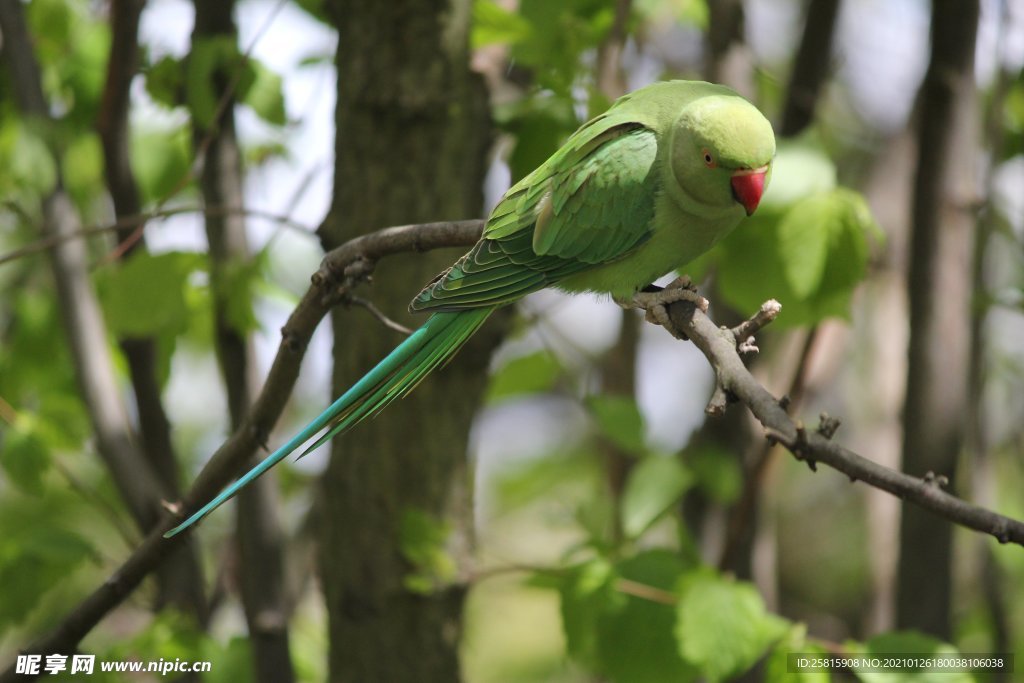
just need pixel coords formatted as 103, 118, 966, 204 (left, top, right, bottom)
730, 298, 782, 346
615, 578, 677, 606
0, 205, 314, 268
705, 384, 731, 416
346, 296, 414, 336
923, 471, 949, 489
470, 564, 679, 608
816, 412, 841, 440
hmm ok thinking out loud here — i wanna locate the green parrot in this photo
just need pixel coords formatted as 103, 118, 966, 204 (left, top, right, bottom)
165, 79, 774, 537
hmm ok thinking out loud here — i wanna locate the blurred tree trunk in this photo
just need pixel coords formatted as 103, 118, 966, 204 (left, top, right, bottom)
318, 1, 496, 681
779, 0, 840, 137
704, 0, 750, 94
97, 0, 208, 623
858, 130, 916, 635
897, 0, 979, 638
189, 3, 296, 681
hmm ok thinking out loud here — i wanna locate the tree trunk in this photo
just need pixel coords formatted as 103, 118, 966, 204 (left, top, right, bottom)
318, 1, 496, 681
896, 0, 979, 638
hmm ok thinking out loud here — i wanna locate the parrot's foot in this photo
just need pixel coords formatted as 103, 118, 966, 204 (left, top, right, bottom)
628, 277, 708, 339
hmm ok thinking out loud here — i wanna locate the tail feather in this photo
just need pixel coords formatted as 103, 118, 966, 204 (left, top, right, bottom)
164, 308, 493, 538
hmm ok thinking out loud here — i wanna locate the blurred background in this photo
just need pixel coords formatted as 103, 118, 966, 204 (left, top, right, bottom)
1, 0, 1023, 681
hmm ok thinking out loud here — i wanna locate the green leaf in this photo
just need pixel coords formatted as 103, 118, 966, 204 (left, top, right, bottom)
620, 456, 692, 539
144, 55, 186, 109
291, 0, 331, 25
27, 0, 73, 46
217, 252, 267, 337
778, 193, 833, 298
557, 550, 698, 683
764, 624, 831, 683
245, 140, 289, 166
131, 125, 192, 201
1, 415, 51, 496
676, 570, 789, 681
714, 186, 880, 327
472, 0, 533, 48
487, 350, 563, 403
97, 251, 203, 338
636, 0, 708, 29
761, 140, 837, 209
701, 139, 882, 327
398, 508, 455, 594
598, 551, 698, 683
847, 631, 974, 683
511, 0, 614, 94
241, 60, 287, 126
587, 395, 646, 455
63, 131, 105, 206
187, 37, 254, 129
201, 637, 255, 683
559, 558, 617, 667
0, 523, 94, 632
687, 445, 743, 504
0, 121, 58, 196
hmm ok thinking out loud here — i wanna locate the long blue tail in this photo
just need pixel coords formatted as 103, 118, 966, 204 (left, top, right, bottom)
164, 309, 492, 537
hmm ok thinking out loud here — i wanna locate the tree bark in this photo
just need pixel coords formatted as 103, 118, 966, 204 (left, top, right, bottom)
896, 0, 979, 638
318, 1, 496, 681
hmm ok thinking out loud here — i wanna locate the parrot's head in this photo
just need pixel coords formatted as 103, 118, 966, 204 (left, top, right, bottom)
669, 93, 776, 217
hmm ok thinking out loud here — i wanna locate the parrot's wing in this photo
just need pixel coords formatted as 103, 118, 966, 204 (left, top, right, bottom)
410, 120, 659, 313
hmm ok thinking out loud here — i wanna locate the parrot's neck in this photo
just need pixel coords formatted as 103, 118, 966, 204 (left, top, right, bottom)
661, 166, 739, 222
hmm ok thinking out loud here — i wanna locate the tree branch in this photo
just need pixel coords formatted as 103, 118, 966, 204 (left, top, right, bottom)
0, 220, 484, 682
649, 299, 1024, 548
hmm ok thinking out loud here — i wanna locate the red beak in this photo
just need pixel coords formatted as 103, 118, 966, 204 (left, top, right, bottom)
731, 166, 768, 216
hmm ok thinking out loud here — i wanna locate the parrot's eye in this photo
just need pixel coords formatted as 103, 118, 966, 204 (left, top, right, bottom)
702, 149, 715, 168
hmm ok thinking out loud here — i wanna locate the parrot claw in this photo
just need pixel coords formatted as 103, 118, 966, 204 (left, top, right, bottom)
628, 277, 708, 340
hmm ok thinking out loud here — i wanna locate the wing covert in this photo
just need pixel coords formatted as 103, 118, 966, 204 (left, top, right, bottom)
410, 123, 660, 313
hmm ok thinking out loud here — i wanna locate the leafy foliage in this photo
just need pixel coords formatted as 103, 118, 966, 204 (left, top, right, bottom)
145, 43, 288, 128
558, 551, 698, 683
675, 570, 789, 680
399, 508, 457, 594
586, 394, 647, 455
692, 140, 883, 326
620, 455, 691, 539
486, 349, 565, 403
0, 493, 96, 635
